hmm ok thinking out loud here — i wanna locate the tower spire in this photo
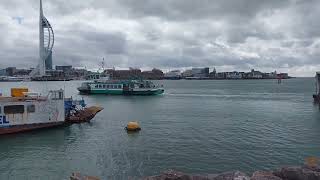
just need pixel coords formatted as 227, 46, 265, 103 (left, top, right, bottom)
30, 0, 54, 77
39, 0, 45, 76
40, 0, 43, 16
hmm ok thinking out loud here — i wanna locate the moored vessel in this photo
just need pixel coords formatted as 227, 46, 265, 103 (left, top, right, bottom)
0, 76, 29, 82
0, 88, 103, 135
0, 88, 65, 134
313, 72, 320, 103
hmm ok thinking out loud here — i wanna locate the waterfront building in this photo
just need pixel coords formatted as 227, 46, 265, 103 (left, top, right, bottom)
216, 72, 227, 79
0, 69, 6, 76
209, 68, 217, 78
46, 70, 64, 78
69, 68, 88, 80
182, 70, 193, 78
246, 69, 263, 79
141, 68, 164, 80
106, 68, 142, 80
278, 73, 289, 79
56, 65, 72, 72
164, 70, 182, 80
5, 67, 17, 76
191, 67, 209, 78
263, 71, 277, 79
226, 71, 243, 79
14, 69, 32, 76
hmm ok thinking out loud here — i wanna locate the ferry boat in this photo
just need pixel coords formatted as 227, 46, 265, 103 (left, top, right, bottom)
0, 88, 102, 135
0, 76, 29, 82
0, 88, 66, 134
313, 72, 320, 103
78, 77, 164, 95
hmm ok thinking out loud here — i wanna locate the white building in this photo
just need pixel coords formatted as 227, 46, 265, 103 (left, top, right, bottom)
226, 72, 242, 79
164, 70, 181, 79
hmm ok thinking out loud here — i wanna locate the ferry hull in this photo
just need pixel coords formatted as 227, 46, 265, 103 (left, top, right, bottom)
78, 88, 164, 95
124, 89, 164, 95
0, 122, 65, 135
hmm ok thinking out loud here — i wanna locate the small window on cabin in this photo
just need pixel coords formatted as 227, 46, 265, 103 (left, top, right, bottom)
103, 85, 106, 88
106, 85, 109, 89
59, 91, 63, 99
4, 105, 24, 114
27, 104, 36, 113
95, 85, 98, 88
118, 85, 122, 89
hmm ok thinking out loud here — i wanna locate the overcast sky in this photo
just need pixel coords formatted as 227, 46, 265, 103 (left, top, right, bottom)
0, 0, 319, 76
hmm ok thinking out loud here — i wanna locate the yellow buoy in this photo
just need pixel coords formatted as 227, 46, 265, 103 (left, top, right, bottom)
125, 121, 141, 131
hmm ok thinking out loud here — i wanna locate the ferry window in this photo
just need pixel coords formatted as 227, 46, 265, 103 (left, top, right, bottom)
110, 85, 114, 89
95, 85, 98, 88
59, 91, 63, 99
106, 85, 109, 89
27, 104, 35, 113
118, 85, 122, 89
103, 85, 106, 88
99, 85, 102, 88
4, 105, 24, 114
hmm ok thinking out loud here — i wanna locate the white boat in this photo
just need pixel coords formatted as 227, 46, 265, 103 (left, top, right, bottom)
0, 89, 65, 134
0, 76, 30, 82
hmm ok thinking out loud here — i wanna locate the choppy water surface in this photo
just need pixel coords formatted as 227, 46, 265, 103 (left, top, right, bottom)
0, 78, 320, 179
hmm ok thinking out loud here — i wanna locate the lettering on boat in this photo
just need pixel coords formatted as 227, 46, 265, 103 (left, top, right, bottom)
0, 116, 9, 125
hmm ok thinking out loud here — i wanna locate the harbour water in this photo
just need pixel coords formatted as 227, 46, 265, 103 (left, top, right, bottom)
0, 78, 320, 179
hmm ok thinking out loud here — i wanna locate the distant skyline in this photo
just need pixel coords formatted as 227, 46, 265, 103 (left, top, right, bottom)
0, 0, 319, 77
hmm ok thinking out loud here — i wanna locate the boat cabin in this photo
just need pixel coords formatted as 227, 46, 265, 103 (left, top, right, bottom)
0, 88, 65, 127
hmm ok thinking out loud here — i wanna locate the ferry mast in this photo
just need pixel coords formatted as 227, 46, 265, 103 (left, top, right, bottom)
316, 72, 320, 95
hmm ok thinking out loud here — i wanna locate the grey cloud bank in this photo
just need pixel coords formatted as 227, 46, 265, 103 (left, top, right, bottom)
0, 0, 319, 76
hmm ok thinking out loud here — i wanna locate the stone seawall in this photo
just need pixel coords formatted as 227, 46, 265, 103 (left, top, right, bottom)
143, 165, 320, 180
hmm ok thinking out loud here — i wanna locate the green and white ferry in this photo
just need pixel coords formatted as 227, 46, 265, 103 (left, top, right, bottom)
77, 77, 164, 96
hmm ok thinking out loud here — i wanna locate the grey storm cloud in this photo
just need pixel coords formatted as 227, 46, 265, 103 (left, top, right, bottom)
0, 0, 319, 76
